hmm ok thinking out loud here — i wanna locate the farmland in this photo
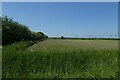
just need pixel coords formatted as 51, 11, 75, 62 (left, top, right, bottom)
2, 39, 119, 78
2, 2, 119, 79
27, 39, 118, 52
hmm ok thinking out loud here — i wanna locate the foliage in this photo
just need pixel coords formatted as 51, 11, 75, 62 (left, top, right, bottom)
61, 36, 65, 39
0, 17, 1, 45
2, 16, 48, 45
50, 37, 119, 40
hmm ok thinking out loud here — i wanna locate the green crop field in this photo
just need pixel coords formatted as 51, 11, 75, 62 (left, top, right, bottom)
27, 39, 118, 52
2, 39, 119, 78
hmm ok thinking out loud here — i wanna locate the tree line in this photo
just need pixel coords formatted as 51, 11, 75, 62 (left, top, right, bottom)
1, 16, 48, 45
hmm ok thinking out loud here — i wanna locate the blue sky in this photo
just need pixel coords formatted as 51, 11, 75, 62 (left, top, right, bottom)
2, 2, 118, 38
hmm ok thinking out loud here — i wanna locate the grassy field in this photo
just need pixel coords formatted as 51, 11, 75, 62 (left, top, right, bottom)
2, 39, 119, 78
27, 39, 118, 52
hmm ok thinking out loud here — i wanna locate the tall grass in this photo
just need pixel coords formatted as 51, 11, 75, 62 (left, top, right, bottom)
2, 41, 119, 78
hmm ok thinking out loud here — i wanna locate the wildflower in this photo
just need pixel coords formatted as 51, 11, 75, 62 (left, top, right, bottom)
30, 49, 33, 52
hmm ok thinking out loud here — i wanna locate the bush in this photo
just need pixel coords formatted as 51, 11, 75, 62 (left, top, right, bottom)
2, 16, 48, 45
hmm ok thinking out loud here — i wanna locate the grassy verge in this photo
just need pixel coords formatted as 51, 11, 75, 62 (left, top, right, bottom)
2, 41, 119, 78
0, 46, 2, 79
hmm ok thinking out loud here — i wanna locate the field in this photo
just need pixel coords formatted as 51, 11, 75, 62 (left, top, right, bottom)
2, 39, 119, 78
27, 39, 118, 51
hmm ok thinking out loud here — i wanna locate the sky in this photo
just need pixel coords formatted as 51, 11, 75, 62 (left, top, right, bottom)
1, 0, 119, 2
2, 2, 118, 38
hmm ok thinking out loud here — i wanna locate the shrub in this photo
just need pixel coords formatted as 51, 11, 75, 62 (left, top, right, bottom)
2, 16, 48, 45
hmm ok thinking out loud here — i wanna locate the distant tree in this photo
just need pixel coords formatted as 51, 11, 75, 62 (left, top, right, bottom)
38, 32, 48, 38
61, 36, 65, 39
